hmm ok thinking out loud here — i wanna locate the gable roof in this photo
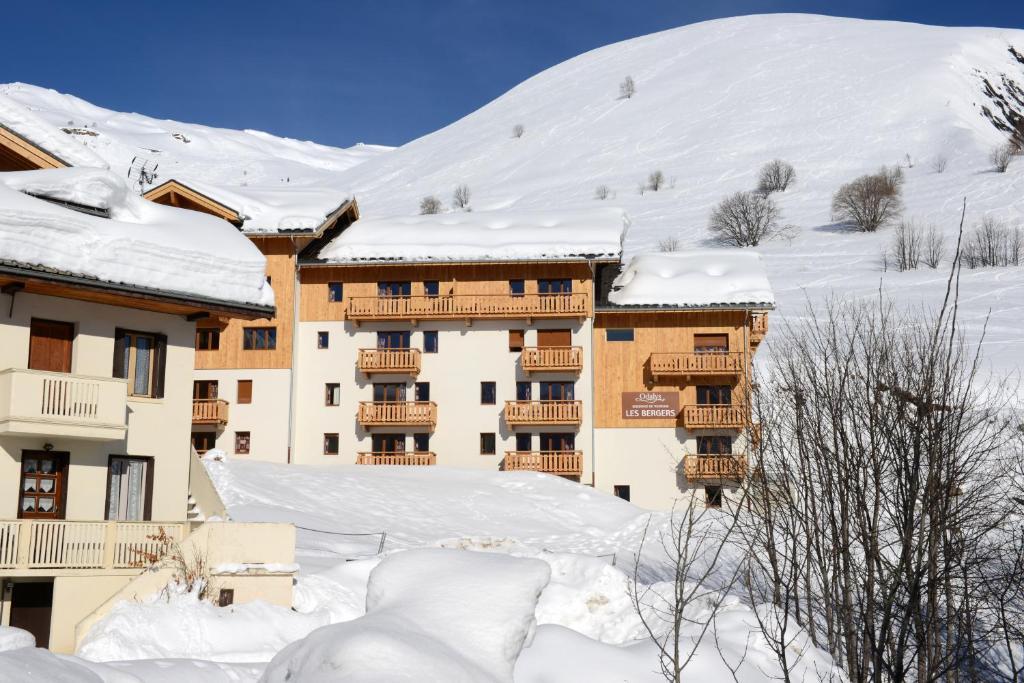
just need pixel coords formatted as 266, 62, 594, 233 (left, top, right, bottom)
0, 94, 108, 170
144, 179, 244, 227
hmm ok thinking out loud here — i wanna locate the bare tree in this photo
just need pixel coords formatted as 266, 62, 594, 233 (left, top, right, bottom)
887, 220, 923, 271
648, 170, 666, 192
452, 184, 471, 211
594, 184, 610, 200
757, 160, 796, 194
658, 235, 681, 252
620, 76, 636, 99
708, 191, 783, 247
419, 195, 443, 215
931, 154, 949, 174
512, 123, 525, 139
992, 143, 1016, 173
960, 216, 1023, 268
831, 165, 905, 232
923, 224, 946, 268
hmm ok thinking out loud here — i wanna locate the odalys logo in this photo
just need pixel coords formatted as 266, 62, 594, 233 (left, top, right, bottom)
635, 392, 666, 404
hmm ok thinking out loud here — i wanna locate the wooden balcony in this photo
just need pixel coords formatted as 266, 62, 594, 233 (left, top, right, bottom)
0, 520, 188, 573
503, 451, 583, 476
358, 401, 437, 428
650, 352, 743, 378
358, 349, 421, 376
504, 400, 582, 426
0, 368, 127, 441
683, 455, 748, 481
751, 313, 768, 345
681, 404, 748, 430
347, 293, 589, 323
192, 398, 229, 426
521, 346, 583, 374
356, 452, 437, 466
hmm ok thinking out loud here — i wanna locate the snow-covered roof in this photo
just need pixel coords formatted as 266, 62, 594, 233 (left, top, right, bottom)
0, 168, 273, 310
607, 250, 774, 309
0, 94, 108, 169
315, 208, 629, 263
156, 177, 353, 235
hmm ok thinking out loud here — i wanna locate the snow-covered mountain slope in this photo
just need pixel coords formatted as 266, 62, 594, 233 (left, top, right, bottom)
333, 13, 1024, 372
0, 82, 391, 191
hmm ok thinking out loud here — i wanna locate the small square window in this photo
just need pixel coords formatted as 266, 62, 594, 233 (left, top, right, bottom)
327, 282, 343, 302
705, 485, 723, 508
413, 433, 430, 452
317, 331, 330, 349
515, 433, 532, 451
606, 328, 634, 342
234, 431, 251, 455
325, 383, 341, 406
218, 588, 235, 607
613, 485, 631, 502
480, 433, 496, 455
516, 381, 532, 401
424, 280, 439, 297
509, 329, 524, 352
509, 279, 525, 297
423, 331, 438, 354
481, 381, 496, 405
196, 328, 220, 351
324, 433, 339, 455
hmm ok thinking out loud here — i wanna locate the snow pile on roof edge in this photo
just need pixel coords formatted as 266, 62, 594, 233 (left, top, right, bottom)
0, 94, 108, 169
609, 250, 774, 308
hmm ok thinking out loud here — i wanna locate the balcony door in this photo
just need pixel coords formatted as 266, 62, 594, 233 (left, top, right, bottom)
28, 319, 74, 373
18, 451, 69, 519
373, 383, 406, 402
377, 331, 411, 350
540, 433, 575, 452
193, 380, 219, 399
539, 382, 574, 401
696, 385, 732, 405
537, 329, 571, 348
106, 456, 152, 521
372, 434, 406, 454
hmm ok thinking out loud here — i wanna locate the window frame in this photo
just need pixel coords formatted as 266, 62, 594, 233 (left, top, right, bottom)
508, 279, 525, 297
327, 282, 343, 302
480, 381, 497, 405
317, 331, 330, 349
413, 433, 430, 453
122, 330, 158, 398
538, 278, 572, 295
325, 382, 341, 406
104, 455, 154, 522
480, 432, 496, 455
195, 327, 220, 351
415, 382, 431, 402
605, 328, 635, 342
424, 280, 440, 297
234, 431, 251, 455
323, 433, 340, 456
243, 327, 277, 351
423, 330, 438, 354
705, 485, 723, 509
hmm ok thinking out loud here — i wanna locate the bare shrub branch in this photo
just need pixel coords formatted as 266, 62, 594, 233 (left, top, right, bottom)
831, 165, 905, 232
619, 76, 636, 99
452, 184, 471, 211
512, 123, 525, 138
991, 143, 1016, 173
756, 160, 796, 194
594, 185, 610, 200
708, 191, 783, 247
419, 196, 442, 215
960, 216, 1023, 268
647, 170, 665, 192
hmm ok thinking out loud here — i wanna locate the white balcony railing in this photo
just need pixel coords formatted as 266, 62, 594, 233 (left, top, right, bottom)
0, 369, 128, 441
0, 520, 189, 571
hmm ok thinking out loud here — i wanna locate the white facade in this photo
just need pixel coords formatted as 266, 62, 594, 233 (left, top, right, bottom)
193, 368, 292, 463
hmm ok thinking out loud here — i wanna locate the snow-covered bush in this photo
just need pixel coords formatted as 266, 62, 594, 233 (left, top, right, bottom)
991, 142, 1016, 173
594, 185, 610, 200
452, 184, 471, 210
708, 191, 782, 247
619, 76, 636, 99
756, 159, 796, 194
931, 153, 949, 173
960, 216, 1022, 268
419, 195, 443, 214
831, 165, 904, 232
512, 123, 525, 138
646, 170, 665, 192
658, 236, 680, 252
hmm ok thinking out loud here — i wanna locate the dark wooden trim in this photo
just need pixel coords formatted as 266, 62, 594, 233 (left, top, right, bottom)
18, 451, 70, 520
104, 455, 156, 521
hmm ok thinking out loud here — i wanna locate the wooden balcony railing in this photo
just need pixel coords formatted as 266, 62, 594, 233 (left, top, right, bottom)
521, 346, 583, 373
192, 399, 229, 426
683, 455, 748, 481
650, 352, 743, 378
358, 401, 437, 428
358, 349, 422, 376
751, 313, 768, 344
681, 404, 748, 430
504, 400, 582, 426
356, 452, 437, 466
347, 293, 589, 322
503, 451, 583, 476
0, 520, 188, 571
0, 368, 127, 441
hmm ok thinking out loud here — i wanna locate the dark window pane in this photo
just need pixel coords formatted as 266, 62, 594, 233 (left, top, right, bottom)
480, 433, 496, 455
415, 382, 430, 401
413, 433, 430, 452
423, 331, 438, 353
481, 382, 496, 405
327, 282, 343, 302
317, 331, 329, 349
509, 279, 525, 297
515, 433, 532, 451
613, 485, 631, 502
323, 433, 339, 455
606, 329, 634, 342
424, 280, 439, 297
697, 386, 732, 405
516, 382, 532, 401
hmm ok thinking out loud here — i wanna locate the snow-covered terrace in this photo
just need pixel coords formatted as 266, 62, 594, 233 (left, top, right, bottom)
0, 168, 274, 310
313, 207, 629, 263
607, 250, 775, 309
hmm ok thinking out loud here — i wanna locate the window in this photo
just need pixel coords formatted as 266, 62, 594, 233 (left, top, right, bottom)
423, 331, 438, 353
415, 382, 431, 401
234, 432, 251, 455
697, 436, 733, 455
515, 433, 532, 451
697, 385, 732, 405
195, 328, 220, 351
106, 456, 152, 521
540, 433, 575, 451
378, 281, 411, 297
509, 279, 525, 297
191, 432, 216, 454
325, 383, 341, 406
481, 382, 496, 405
317, 331, 330, 349
193, 380, 218, 399
374, 383, 406, 402
327, 282, 343, 302
237, 380, 253, 404
266, 275, 272, 285
694, 334, 729, 353
613, 485, 631, 502
114, 329, 166, 398
539, 382, 574, 401
705, 485, 723, 508
516, 381, 532, 401
323, 433, 339, 456
539, 279, 572, 294
509, 329, 524, 352
606, 328, 634, 342
378, 331, 411, 349
218, 589, 235, 607
243, 327, 276, 350
413, 433, 430, 453
18, 453, 68, 519
480, 433, 496, 455
424, 280, 439, 297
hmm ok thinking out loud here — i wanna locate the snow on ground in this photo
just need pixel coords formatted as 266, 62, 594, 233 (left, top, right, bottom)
609, 250, 775, 307
0, 168, 273, 308
0, 627, 33, 652
316, 207, 628, 262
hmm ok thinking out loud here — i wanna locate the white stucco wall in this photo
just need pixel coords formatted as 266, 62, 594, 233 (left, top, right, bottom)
193, 368, 292, 463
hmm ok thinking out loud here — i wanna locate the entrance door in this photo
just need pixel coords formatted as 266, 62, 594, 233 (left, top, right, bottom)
9, 581, 53, 649
537, 329, 572, 348
28, 319, 74, 372
18, 452, 69, 519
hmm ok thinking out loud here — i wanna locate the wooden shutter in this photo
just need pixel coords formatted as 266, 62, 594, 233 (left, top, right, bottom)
28, 319, 74, 372
508, 329, 524, 351
237, 380, 253, 404
537, 329, 571, 348
152, 334, 168, 398
112, 328, 127, 378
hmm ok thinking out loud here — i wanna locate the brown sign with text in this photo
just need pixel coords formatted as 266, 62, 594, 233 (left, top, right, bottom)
621, 391, 679, 419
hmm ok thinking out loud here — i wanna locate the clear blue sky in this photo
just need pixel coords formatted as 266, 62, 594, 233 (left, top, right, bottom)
3, 1, 1022, 148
